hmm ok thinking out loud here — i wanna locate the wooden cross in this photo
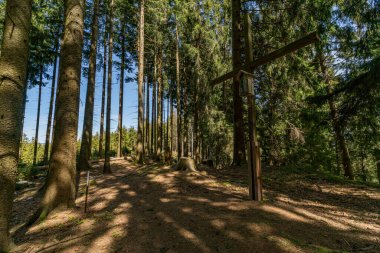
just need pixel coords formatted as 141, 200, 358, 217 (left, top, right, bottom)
212, 14, 319, 201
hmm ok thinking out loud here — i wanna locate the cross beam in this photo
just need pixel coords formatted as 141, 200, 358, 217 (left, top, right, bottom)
210, 14, 319, 201
211, 31, 319, 86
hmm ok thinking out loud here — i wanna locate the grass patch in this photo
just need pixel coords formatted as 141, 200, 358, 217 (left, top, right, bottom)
68, 216, 85, 225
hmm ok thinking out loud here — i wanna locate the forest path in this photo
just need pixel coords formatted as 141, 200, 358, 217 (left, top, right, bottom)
11, 159, 380, 253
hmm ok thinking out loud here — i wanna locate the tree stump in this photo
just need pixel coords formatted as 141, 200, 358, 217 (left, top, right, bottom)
174, 157, 197, 172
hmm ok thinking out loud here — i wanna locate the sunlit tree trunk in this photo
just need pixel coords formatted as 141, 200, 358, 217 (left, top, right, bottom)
145, 75, 150, 154
33, 68, 43, 165
231, 0, 246, 166
136, 0, 144, 163
43, 39, 59, 165
117, 19, 126, 158
0, 0, 32, 250
175, 23, 182, 158
99, 9, 108, 159
79, 0, 100, 170
104, 0, 114, 173
36, 0, 85, 222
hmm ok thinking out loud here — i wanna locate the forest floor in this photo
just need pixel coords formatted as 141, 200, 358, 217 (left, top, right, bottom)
10, 159, 380, 253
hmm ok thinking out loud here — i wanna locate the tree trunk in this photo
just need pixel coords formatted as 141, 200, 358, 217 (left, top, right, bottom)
145, 75, 150, 155
161, 82, 164, 154
165, 96, 168, 147
374, 148, 380, 183
191, 121, 194, 156
360, 150, 367, 181
335, 139, 340, 174
165, 93, 170, 161
194, 75, 200, 164
231, 0, 246, 166
36, 0, 85, 222
117, 19, 126, 158
328, 97, 353, 179
319, 51, 353, 180
193, 44, 201, 164
43, 39, 59, 165
152, 53, 157, 156
175, 23, 182, 159
156, 48, 163, 161
99, 9, 108, 159
104, 0, 114, 174
78, 0, 100, 170
33, 69, 43, 165
170, 81, 174, 158
136, 0, 144, 163
0, 0, 31, 250
183, 76, 189, 157
142, 78, 145, 154
19, 84, 28, 159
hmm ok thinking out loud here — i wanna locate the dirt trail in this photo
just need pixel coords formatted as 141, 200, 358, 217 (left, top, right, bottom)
11, 160, 380, 253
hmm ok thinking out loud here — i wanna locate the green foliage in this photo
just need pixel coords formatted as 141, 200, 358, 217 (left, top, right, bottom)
6, 0, 380, 184
28, 0, 62, 87
19, 135, 44, 165
91, 127, 137, 159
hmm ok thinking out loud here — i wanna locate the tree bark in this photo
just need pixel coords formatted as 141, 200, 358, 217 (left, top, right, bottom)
318, 51, 353, 180
0, 0, 32, 250
78, 0, 100, 170
231, 0, 246, 166
374, 148, 380, 183
117, 19, 126, 158
104, 0, 114, 174
152, 54, 157, 156
43, 39, 59, 165
175, 23, 182, 159
156, 47, 163, 161
145, 75, 150, 155
36, 0, 85, 222
165, 91, 170, 161
183, 76, 189, 157
194, 74, 200, 164
142, 78, 145, 154
136, 0, 145, 163
161, 81, 164, 154
327, 97, 353, 179
19, 85, 28, 159
170, 81, 174, 158
99, 8, 108, 159
33, 68, 43, 165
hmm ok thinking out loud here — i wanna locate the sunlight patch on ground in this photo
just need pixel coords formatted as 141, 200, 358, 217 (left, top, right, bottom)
259, 205, 309, 223
267, 235, 303, 253
12, 160, 380, 253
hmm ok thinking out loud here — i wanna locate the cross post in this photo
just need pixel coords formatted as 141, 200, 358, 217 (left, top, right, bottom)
211, 13, 319, 201
243, 13, 262, 201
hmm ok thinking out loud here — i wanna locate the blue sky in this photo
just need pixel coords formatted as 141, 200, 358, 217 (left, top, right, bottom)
23, 55, 140, 142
